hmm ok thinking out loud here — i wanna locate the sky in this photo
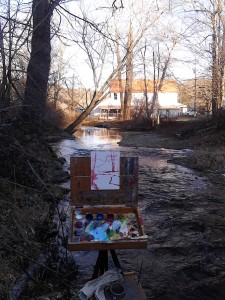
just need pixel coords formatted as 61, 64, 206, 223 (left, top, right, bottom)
53, 0, 212, 88
2, 0, 212, 88
0, 0, 212, 94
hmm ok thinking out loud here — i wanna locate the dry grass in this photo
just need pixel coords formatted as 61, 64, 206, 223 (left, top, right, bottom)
0, 126, 77, 299
183, 149, 225, 172
0, 182, 49, 298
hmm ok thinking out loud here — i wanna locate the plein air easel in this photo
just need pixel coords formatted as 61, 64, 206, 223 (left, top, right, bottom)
68, 151, 147, 280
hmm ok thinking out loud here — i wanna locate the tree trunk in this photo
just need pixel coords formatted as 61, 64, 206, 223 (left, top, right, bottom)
123, 57, 133, 119
0, 21, 9, 115
149, 42, 176, 118
22, 0, 53, 126
64, 56, 125, 134
64, 99, 97, 134
123, 24, 133, 120
142, 41, 151, 121
219, 13, 225, 108
64, 91, 109, 134
211, 4, 220, 121
115, 30, 124, 119
149, 50, 158, 116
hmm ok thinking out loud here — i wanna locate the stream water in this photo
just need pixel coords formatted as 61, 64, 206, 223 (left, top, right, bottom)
55, 127, 225, 300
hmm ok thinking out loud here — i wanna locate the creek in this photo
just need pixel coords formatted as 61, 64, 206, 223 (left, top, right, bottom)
54, 126, 225, 300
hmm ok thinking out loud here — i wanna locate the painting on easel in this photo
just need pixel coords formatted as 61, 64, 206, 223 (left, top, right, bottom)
91, 151, 120, 190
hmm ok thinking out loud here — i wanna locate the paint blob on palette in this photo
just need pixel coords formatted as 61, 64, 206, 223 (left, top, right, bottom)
72, 211, 142, 242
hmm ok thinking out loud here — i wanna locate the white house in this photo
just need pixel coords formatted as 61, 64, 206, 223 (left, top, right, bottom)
91, 79, 187, 119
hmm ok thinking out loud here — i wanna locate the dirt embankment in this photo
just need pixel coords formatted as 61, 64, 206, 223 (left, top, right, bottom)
0, 127, 76, 299
117, 121, 225, 173
118, 131, 185, 149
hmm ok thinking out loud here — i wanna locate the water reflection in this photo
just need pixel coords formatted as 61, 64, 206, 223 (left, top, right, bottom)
55, 127, 191, 170
74, 127, 122, 149
54, 127, 123, 169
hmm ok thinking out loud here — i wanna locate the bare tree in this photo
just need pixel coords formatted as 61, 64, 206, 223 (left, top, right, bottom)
0, 0, 31, 121
211, 0, 221, 119
48, 42, 65, 110
113, 0, 168, 121
152, 40, 177, 110
0, 1, 12, 111
64, 74, 82, 114
179, 0, 225, 121
64, 17, 154, 133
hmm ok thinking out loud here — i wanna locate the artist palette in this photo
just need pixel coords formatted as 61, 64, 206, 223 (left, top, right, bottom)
72, 211, 142, 241
69, 207, 147, 250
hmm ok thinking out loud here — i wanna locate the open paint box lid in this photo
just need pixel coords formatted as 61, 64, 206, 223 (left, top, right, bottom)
70, 151, 138, 207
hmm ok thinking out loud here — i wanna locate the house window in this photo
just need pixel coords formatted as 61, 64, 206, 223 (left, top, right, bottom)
113, 93, 117, 100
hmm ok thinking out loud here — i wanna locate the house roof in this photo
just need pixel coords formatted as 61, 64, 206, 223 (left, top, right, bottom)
110, 79, 178, 93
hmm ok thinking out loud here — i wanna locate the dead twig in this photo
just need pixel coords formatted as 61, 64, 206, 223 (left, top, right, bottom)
0, 177, 40, 192
0, 105, 28, 112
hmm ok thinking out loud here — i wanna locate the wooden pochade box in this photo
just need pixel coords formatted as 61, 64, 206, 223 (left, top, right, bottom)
68, 153, 148, 251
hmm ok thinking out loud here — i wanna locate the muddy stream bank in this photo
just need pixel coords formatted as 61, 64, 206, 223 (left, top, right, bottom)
54, 127, 225, 300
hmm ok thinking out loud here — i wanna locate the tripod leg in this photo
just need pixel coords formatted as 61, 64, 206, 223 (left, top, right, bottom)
92, 251, 103, 279
92, 250, 109, 279
99, 250, 108, 275
110, 250, 123, 274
